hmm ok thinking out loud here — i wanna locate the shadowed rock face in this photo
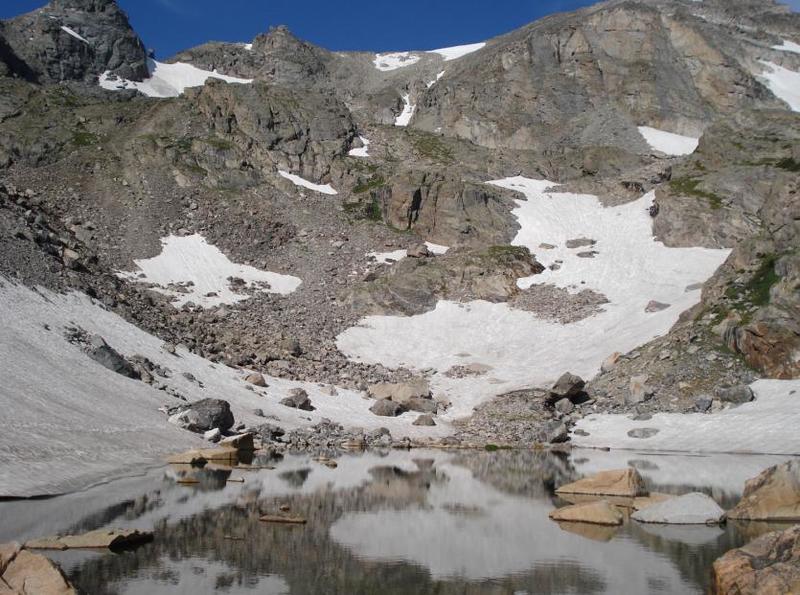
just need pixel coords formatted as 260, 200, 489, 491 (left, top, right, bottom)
0, 0, 148, 83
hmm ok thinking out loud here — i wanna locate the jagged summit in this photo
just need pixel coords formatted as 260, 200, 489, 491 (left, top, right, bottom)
0, 0, 147, 82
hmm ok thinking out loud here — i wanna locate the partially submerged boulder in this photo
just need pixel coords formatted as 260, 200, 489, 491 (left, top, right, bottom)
168, 398, 234, 433
727, 460, 800, 521
2, 548, 75, 595
712, 525, 800, 595
549, 500, 623, 526
166, 446, 239, 465
556, 468, 648, 498
26, 529, 153, 551
632, 492, 725, 524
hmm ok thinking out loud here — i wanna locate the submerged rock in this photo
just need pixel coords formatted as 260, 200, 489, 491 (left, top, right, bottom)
556, 468, 648, 498
712, 525, 800, 595
25, 529, 153, 551
549, 500, 623, 526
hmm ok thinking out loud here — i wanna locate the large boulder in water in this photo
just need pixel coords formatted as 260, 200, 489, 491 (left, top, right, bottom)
556, 468, 648, 498
727, 460, 800, 521
712, 525, 800, 595
632, 492, 725, 525
549, 500, 623, 526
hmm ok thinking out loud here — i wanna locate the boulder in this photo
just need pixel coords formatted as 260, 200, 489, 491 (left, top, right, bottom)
368, 379, 431, 405
632, 493, 673, 511
219, 433, 255, 451
280, 388, 314, 411
712, 525, 800, 595
556, 468, 648, 498
2, 549, 75, 595
627, 375, 653, 404
601, 352, 622, 372
645, 300, 671, 312
627, 428, 659, 439
0, 543, 20, 575
203, 428, 222, 443
407, 396, 437, 414
727, 460, 800, 521
632, 492, 725, 524
539, 421, 570, 444
166, 447, 239, 465
413, 414, 436, 426
554, 398, 574, 414
715, 384, 755, 405
244, 372, 267, 387
26, 529, 153, 551
406, 243, 431, 258
370, 398, 407, 417
168, 398, 234, 433
87, 336, 138, 379
548, 372, 585, 403
549, 500, 623, 526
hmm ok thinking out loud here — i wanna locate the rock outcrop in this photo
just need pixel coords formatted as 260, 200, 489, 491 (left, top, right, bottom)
712, 525, 800, 595
728, 460, 800, 521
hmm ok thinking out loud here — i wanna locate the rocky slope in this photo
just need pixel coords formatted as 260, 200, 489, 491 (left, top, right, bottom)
0, 0, 798, 485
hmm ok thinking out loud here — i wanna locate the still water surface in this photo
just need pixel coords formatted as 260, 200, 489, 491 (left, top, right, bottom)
0, 448, 795, 594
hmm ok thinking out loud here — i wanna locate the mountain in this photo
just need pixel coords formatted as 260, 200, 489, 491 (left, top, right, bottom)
0, 0, 798, 497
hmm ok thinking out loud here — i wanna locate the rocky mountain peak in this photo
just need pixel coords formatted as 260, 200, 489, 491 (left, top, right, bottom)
0, 0, 148, 83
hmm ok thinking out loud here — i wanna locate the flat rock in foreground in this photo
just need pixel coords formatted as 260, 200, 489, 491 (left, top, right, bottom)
25, 529, 153, 551
549, 500, 623, 526
632, 492, 725, 525
727, 460, 800, 521
1, 547, 76, 595
712, 525, 800, 595
556, 468, 648, 498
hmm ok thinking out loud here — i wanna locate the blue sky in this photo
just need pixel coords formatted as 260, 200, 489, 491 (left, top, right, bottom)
2, 0, 799, 58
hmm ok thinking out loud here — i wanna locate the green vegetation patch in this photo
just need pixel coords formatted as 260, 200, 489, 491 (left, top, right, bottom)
669, 176, 723, 210
410, 132, 454, 163
352, 175, 385, 194
72, 130, 99, 146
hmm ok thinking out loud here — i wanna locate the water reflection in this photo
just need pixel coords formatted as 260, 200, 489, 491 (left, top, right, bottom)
0, 449, 795, 595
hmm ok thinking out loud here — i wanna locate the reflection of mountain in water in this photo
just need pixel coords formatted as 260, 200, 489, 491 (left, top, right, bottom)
0, 449, 780, 594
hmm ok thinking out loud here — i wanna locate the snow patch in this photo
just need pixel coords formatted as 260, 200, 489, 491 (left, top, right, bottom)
429, 42, 486, 61
757, 60, 800, 112
367, 242, 450, 264
638, 126, 699, 156
60, 25, 88, 44
0, 279, 446, 497
348, 136, 371, 157
243, 43, 253, 51
573, 379, 800, 455
118, 234, 301, 307
772, 39, 800, 54
278, 170, 338, 195
373, 52, 420, 72
338, 177, 729, 419
427, 70, 446, 88
395, 93, 415, 127
99, 59, 252, 98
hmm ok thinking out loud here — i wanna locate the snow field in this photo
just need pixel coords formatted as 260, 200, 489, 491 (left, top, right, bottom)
99, 59, 252, 98
338, 177, 730, 420
117, 234, 301, 308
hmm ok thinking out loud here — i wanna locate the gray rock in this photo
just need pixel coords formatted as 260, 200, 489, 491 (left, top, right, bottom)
645, 301, 671, 313
169, 398, 234, 433
203, 428, 222, 443
632, 492, 725, 525
554, 398, 575, 414
627, 375, 653, 405
369, 398, 407, 417
280, 388, 314, 411
539, 421, 569, 444
715, 385, 754, 405
413, 414, 436, 426
406, 243, 431, 258
251, 423, 285, 443
87, 336, 138, 379
627, 428, 660, 439
566, 238, 597, 249
694, 395, 713, 412
549, 372, 585, 403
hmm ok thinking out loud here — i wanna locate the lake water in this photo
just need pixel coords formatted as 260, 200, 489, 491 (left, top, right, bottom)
0, 448, 796, 594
